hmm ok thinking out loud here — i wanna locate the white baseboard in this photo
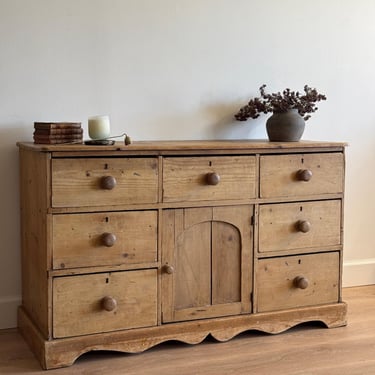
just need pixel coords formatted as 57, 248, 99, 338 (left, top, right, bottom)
343, 258, 375, 287
0, 295, 21, 329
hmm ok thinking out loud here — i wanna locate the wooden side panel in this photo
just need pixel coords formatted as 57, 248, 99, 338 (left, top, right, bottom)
174, 210, 211, 310
52, 157, 158, 207
19, 148, 51, 338
260, 153, 344, 198
163, 156, 256, 202
53, 270, 157, 338
213, 206, 253, 314
52, 211, 157, 269
160, 210, 175, 322
256, 252, 340, 312
212, 221, 241, 304
258, 200, 341, 253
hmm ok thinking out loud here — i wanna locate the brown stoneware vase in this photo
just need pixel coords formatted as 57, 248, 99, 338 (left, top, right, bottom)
266, 108, 305, 142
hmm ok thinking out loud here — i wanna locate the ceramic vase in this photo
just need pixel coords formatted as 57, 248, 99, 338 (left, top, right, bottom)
266, 109, 305, 142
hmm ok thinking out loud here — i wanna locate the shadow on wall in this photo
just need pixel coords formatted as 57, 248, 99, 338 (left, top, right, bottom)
0, 123, 31, 305
0, 123, 30, 217
140, 100, 268, 141
0, 123, 31, 182
203, 101, 267, 140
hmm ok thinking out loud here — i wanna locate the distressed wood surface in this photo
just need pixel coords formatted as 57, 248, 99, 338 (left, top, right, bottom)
18, 300, 347, 370
19, 149, 51, 339
256, 252, 340, 312
258, 199, 342, 253
260, 152, 344, 198
52, 157, 158, 207
6, 286, 373, 374
17, 140, 347, 371
52, 269, 158, 338
162, 156, 256, 202
52, 210, 157, 269
17, 140, 347, 153
161, 206, 252, 323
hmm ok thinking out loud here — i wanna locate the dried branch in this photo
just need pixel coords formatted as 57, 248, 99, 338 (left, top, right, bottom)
235, 85, 326, 121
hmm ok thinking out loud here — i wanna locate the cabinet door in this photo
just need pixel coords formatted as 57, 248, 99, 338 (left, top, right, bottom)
161, 205, 253, 322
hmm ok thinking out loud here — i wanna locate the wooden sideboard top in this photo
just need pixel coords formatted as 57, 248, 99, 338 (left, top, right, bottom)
17, 140, 347, 155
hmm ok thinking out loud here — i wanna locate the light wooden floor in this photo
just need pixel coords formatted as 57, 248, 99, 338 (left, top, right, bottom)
1, 286, 374, 374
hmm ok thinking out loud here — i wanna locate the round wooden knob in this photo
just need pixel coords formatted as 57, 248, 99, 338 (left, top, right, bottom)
101, 296, 117, 311
296, 169, 313, 181
293, 276, 309, 289
163, 265, 175, 274
100, 176, 117, 190
101, 232, 117, 247
296, 220, 311, 233
205, 172, 220, 185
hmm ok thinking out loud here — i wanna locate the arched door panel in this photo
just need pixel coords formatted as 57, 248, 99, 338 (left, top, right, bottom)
162, 205, 253, 322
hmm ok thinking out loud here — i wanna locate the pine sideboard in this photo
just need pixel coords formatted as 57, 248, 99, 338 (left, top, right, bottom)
17, 140, 347, 369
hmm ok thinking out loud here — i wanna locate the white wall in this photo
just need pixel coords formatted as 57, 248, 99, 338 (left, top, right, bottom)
0, 0, 374, 329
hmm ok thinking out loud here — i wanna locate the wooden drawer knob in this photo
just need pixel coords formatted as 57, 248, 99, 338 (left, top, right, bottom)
101, 232, 117, 247
163, 265, 175, 274
293, 276, 309, 289
100, 176, 117, 190
296, 169, 313, 181
296, 220, 311, 233
101, 296, 117, 311
205, 172, 220, 185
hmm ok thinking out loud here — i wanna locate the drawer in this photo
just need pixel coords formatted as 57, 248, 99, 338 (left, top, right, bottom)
53, 269, 157, 338
163, 156, 256, 202
51, 157, 158, 207
256, 252, 339, 312
258, 200, 341, 253
52, 211, 157, 269
260, 153, 344, 198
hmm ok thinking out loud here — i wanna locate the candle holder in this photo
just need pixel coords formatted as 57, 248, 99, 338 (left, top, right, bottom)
84, 133, 132, 146
84, 139, 116, 145
85, 115, 131, 146
88, 115, 111, 140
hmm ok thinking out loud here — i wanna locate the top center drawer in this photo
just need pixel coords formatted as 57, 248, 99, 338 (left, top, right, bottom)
162, 156, 256, 202
52, 157, 158, 208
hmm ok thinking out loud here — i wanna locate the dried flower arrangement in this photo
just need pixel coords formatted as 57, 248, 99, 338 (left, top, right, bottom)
235, 85, 327, 121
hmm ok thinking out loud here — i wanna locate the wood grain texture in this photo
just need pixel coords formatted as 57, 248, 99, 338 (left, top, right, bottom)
162, 156, 256, 202
260, 152, 344, 198
17, 300, 347, 370
19, 149, 51, 339
16, 140, 347, 371
256, 252, 339, 312
17, 140, 347, 153
211, 221, 241, 304
52, 157, 158, 207
52, 210, 157, 269
53, 269, 158, 338
258, 199, 342, 253
161, 206, 252, 323
6, 286, 372, 374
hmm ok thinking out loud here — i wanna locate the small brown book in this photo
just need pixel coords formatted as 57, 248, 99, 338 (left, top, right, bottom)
33, 138, 83, 144
34, 122, 82, 130
33, 132, 83, 140
34, 128, 83, 135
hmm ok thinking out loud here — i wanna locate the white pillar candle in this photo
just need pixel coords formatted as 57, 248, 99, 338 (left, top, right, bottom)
88, 115, 111, 140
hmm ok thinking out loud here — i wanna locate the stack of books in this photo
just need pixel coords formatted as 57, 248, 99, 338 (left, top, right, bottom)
33, 122, 83, 144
